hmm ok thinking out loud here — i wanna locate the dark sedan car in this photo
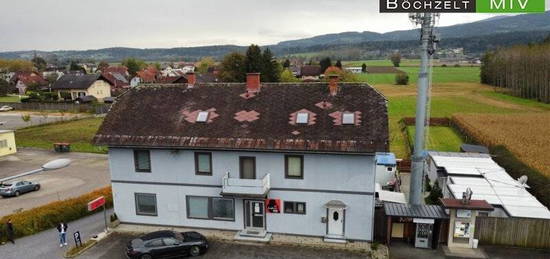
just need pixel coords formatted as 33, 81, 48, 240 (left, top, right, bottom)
126, 230, 208, 259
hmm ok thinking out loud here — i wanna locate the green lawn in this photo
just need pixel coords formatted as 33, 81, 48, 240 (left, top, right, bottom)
406, 126, 464, 152
355, 66, 481, 85
344, 59, 421, 67
15, 117, 107, 153
0, 95, 23, 103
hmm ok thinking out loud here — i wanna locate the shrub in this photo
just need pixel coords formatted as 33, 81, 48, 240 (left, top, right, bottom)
371, 242, 379, 251
441, 64, 447, 67
425, 181, 442, 205
395, 73, 409, 85
454, 63, 461, 67
0, 186, 112, 243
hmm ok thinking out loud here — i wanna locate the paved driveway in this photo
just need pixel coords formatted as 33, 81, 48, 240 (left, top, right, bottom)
81, 232, 369, 259
0, 148, 110, 217
0, 112, 85, 130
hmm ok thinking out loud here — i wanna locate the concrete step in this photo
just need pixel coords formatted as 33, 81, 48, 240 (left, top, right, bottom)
234, 232, 272, 243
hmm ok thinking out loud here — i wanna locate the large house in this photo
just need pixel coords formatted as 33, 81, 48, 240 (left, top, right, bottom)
51, 74, 111, 102
11, 71, 49, 94
94, 73, 389, 243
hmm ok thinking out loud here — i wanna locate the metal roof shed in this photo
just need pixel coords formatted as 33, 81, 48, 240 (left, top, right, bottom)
384, 203, 449, 219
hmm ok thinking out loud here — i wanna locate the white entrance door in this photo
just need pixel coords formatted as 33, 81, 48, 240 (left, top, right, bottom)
327, 208, 344, 236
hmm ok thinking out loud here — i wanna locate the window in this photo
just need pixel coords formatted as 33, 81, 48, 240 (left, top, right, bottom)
194, 152, 212, 175
196, 111, 209, 122
284, 201, 306, 214
240, 157, 256, 179
342, 112, 355, 125
187, 196, 235, 221
134, 150, 151, 172
285, 155, 304, 179
163, 238, 179, 246
135, 193, 157, 216
0, 139, 7, 148
145, 239, 164, 247
296, 112, 309, 124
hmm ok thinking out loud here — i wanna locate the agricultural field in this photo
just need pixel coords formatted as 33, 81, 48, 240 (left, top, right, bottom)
454, 113, 550, 178
406, 126, 464, 152
15, 117, 107, 153
354, 66, 480, 85
344, 59, 421, 67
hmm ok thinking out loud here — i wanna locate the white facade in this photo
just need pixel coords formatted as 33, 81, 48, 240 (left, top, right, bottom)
108, 148, 377, 241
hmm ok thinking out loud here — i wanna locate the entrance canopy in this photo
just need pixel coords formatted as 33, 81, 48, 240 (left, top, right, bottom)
384, 203, 449, 219
324, 200, 347, 209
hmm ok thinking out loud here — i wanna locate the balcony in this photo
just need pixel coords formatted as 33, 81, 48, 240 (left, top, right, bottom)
221, 172, 270, 197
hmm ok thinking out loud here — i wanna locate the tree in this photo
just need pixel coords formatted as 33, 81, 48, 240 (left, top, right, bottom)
97, 61, 109, 71
0, 59, 34, 72
361, 63, 367, 73
335, 60, 342, 69
245, 44, 263, 73
425, 181, 443, 205
261, 48, 280, 82
69, 61, 86, 73
390, 52, 401, 67
196, 57, 216, 74
280, 69, 299, 82
319, 57, 332, 74
31, 56, 47, 71
395, 73, 409, 85
0, 79, 9, 97
282, 59, 291, 68
121, 58, 146, 77
220, 52, 246, 82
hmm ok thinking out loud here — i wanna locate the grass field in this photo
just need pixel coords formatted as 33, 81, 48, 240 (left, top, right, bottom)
354, 66, 480, 85
15, 117, 107, 153
0, 95, 22, 103
344, 59, 421, 67
406, 126, 464, 152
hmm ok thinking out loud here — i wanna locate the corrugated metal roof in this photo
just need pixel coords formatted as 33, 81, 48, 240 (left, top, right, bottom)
376, 152, 396, 165
384, 203, 449, 219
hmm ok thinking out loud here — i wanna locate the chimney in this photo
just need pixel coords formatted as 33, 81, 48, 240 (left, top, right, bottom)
186, 72, 196, 85
328, 74, 339, 96
246, 73, 261, 92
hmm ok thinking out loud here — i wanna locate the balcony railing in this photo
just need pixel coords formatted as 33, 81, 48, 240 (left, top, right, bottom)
221, 172, 270, 197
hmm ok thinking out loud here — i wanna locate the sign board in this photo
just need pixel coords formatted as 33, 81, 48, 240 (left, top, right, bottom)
88, 196, 106, 211
379, 0, 546, 13
73, 231, 82, 247
413, 218, 435, 224
456, 209, 472, 218
265, 199, 281, 213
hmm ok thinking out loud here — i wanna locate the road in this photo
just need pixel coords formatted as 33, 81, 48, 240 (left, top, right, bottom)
0, 148, 110, 217
0, 208, 113, 259
0, 112, 85, 130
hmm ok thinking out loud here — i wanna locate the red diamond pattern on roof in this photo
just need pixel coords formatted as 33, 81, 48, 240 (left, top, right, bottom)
289, 109, 317, 126
239, 92, 256, 99
234, 110, 260, 122
329, 111, 362, 126
182, 108, 219, 123
315, 101, 333, 110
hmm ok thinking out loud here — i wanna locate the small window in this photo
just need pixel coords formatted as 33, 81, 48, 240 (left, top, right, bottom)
196, 111, 209, 122
195, 152, 212, 175
188, 196, 209, 219
284, 201, 306, 214
135, 193, 157, 216
342, 112, 355, 125
212, 198, 235, 220
0, 139, 7, 148
134, 150, 151, 172
387, 167, 393, 172
145, 239, 164, 247
285, 155, 304, 179
296, 112, 309, 124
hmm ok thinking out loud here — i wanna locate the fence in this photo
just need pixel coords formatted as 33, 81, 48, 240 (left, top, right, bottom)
475, 217, 550, 249
0, 102, 110, 114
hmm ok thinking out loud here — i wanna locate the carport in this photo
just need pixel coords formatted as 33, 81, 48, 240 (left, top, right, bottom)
384, 203, 449, 249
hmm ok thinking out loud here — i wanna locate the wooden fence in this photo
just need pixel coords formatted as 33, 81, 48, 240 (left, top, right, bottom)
475, 217, 550, 249
0, 102, 110, 114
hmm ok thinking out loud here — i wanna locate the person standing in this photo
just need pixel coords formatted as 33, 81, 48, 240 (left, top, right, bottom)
6, 219, 15, 244
56, 222, 68, 247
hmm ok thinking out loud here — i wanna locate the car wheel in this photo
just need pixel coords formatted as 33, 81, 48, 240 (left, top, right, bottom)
34, 185, 40, 191
14, 191, 20, 197
189, 246, 201, 257
140, 254, 152, 259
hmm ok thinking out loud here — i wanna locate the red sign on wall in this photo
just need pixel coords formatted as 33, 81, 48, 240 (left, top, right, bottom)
265, 199, 281, 213
88, 196, 106, 211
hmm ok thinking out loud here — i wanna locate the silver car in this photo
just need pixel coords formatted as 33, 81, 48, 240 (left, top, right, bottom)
0, 180, 41, 197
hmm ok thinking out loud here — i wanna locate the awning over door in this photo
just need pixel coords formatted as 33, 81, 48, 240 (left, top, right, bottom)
324, 200, 347, 209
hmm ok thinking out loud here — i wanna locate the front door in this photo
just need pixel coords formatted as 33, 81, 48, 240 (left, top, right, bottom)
327, 208, 344, 237
245, 200, 265, 229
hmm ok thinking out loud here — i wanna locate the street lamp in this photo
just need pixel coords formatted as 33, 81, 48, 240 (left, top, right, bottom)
0, 158, 72, 183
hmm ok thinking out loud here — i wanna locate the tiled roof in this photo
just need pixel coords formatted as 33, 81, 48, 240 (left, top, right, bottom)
157, 76, 188, 84
300, 65, 322, 77
102, 66, 128, 75
12, 72, 48, 86
51, 74, 106, 90
102, 72, 129, 88
94, 82, 389, 153
136, 67, 158, 83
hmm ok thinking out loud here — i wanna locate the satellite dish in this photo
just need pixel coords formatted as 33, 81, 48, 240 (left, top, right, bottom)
517, 175, 529, 188
42, 158, 72, 171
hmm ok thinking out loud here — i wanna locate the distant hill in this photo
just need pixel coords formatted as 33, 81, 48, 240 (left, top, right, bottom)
1, 11, 549, 62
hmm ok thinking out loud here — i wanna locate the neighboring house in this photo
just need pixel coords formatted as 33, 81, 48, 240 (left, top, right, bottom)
344, 67, 363, 74
94, 73, 389, 243
157, 76, 188, 84
299, 65, 322, 81
0, 130, 17, 157
42, 70, 64, 81
102, 71, 130, 91
173, 62, 196, 74
102, 66, 129, 78
426, 151, 550, 219
132, 66, 159, 86
51, 74, 111, 102
11, 71, 49, 95
130, 76, 141, 87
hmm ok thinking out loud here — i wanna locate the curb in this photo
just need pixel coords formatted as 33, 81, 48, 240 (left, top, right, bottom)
63, 240, 98, 258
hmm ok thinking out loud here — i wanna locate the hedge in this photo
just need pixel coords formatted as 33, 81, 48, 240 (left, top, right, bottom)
0, 186, 112, 243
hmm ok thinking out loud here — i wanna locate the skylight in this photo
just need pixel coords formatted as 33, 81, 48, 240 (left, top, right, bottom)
342, 112, 355, 125
196, 111, 209, 122
296, 112, 309, 124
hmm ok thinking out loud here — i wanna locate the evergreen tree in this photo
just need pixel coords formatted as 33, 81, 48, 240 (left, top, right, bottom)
220, 52, 246, 82
245, 44, 263, 73
0, 79, 9, 97
335, 60, 342, 69
261, 48, 280, 82
31, 56, 47, 71
319, 57, 332, 74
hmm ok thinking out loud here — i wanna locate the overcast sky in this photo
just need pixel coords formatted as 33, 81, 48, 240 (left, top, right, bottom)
0, 0, 547, 52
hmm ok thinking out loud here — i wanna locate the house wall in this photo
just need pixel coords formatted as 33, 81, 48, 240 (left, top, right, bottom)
108, 148, 376, 241
86, 80, 111, 101
0, 131, 17, 157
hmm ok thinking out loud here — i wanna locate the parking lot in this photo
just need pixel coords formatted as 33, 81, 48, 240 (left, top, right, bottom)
81, 232, 370, 259
0, 148, 110, 217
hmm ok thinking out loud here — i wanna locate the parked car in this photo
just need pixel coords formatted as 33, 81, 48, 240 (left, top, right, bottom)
126, 230, 208, 259
0, 180, 41, 197
0, 105, 14, 112
74, 95, 97, 104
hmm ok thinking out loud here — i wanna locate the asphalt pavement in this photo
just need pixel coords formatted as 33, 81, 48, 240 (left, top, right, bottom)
0, 208, 113, 259
0, 112, 85, 130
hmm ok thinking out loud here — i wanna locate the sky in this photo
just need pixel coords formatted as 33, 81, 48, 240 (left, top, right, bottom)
0, 0, 547, 52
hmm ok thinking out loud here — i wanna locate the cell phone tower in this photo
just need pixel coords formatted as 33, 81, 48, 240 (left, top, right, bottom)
408, 12, 439, 205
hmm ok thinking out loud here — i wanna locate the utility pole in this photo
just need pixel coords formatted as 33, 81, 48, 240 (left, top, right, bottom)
408, 13, 439, 205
